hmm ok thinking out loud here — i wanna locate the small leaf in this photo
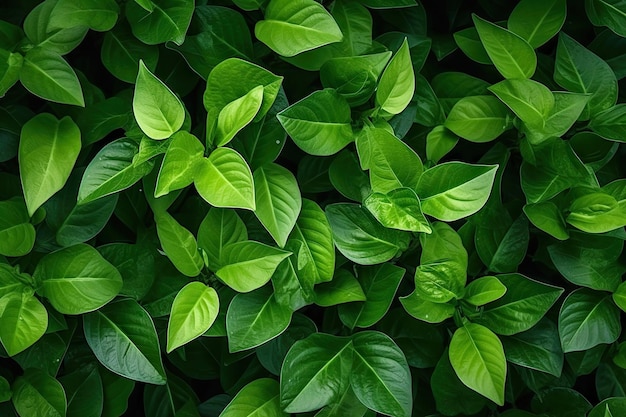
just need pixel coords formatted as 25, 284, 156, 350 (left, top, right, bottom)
197, 208, 248, 272
215, 85, 264, 147
523, 201, 570, 240
364, 188, 432, 233
376, 38, 415, 116
133, 60, 184, 140
155, 131, 205, 197
155, 211, 204, 277
445, 95, 513, 142
0, 199, 36, 257
400, 290, 455, 323
463, 276, 507, 306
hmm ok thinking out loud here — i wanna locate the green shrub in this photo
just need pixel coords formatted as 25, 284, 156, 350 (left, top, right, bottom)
1, 0, 626, 416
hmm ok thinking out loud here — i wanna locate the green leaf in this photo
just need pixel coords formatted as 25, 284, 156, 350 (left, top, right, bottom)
590, 104, 626, 142
325, 203, 410, 265
416, 162, 498, 221
49, 0, 119, 32
426, 125, 458, 164
0, 376, 9, 403
215, 85, 263, 147
464, 276, 507, 306
194, 147, 255, 210
508, 0, 566, 48
488, 79, 554, 128
78, 138, 155, 204
0, 199, 35, 257
329, 150, 371, 202
60, 367, 103, 417
84, 299, 166, 385
351, 331, 412, 417
125, 0, 193, 46
449, 322, 506, 405
0, 49, 22, 97
475, 210, 530, 273
254, 163, 302, 247
0, 291, 47, 356
23, 0, 88, 55
167, 282, 219, 353
554, 33, 617, 119
221, 378, 286, 417
280, 333, 353, 413
216, 240, 291, 292
586, 0, 626, 37
34, 244, 123, 314
255, 0, 343, 57
226, 285, 292, 352
454, 27, 491, 64
524, 92, 591, 145
315, 269, 366, 307
523, 201, 570, 240
154, 131, 204, 198
155, 211, 204, 277
12, 369, 66, 417
444, 95, 513, 142
613, 281, 626, 313
400, 290, 455, 323
566, 190, 626, 233
364, 188, 432, 233
19, 113, 81, 216
101, 25, 159, 84
277, 89, 353, 156
133, 60, 185, 140
338, 263, 405, 329
376, 38, 415, 116
432, 72, 490, 113
315, 386, 367, 417
197, 208, 247, 272
475, 273, 563, 335
558, 288, 621, 352
472, 14, 537, 79
20, 47, 84, 106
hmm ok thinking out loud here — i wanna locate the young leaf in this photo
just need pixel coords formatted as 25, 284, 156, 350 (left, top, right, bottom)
155, 211, 204, 277
463, 276, 507, 306
12, 370, 66, 417
49, 0, 119, 32
400, 290, 455, 323
351, 331, 412, 417
197, 208, 248, 271
125, 0, 194, 46
416, 162, 498, 221
523, 201, 569, 240
221, 378, 286, 417
364, 188, 432, 233
376, 38, 415, 116
83, 299, 167, 385
34, 244, 123, 314
449, 322, 506, 405
488, 79, 554, 128
167, 282, 219, 353
0, 291, 48, 356
507, 0, 566, 48
133, 60, 185, 140
472, 14, 537, 79
445, 96, 512, 142
253, 163, 302, 248
226, 285, 292, 352
215, 241, 291, 292
19, 113, 81, 216
255, 0, 343, 57
277, 89, 353, 156
523, 92, 590, 145
155, 131, 204, 197
566, 190, 626, 233
215, 85, 264, 147
194, 147, 255, 210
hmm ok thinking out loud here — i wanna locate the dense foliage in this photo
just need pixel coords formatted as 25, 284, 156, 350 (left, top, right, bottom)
1, 0, 626, 416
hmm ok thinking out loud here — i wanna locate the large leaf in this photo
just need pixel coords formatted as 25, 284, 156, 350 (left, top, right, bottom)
23, 1, 88, 55
586, 0, 626, 38
445, 95, 513, 142
558, 288, 621, 353
0, 291, 48, 356
84, 299, 167, 384
133, 60, 184, 140
226, 285, 292, 352
449, 322, 506, 405
254, 163, 302, 248
255, 0, 343, 57
277, 89, 353, 156
155, 211, 203, 277
416, 162, 498, 221
488, 79, 554, 129
12, 369, 66, 417
125, 0, 194, 46
34, 244, 123, 314
167, 282, 219, 353
350, 331, 412, 417
325, 203, 410, 265
375, 38, 415, 116
508, 0, 566, 48
195, 147, 255, 210
221, 378, 287, 417
215, 240, 291, 292
280, 333, 353, 413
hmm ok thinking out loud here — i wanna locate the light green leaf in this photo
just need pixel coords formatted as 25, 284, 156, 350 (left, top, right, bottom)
12, 369, 66, 417
155, 211, 204, 277
20, 47, 84, 106
221, 378, 287, 417
0, 291, 47, 357
19, 113, 81, 216
426, 125, 458, 164
125, 0, 193, 46
280, 333, 353, 413
216, 240, 291, 292
254, 163, 302, 247
325, 203, 410, 265
400, 290, 456, 323
463, 276, 507, 306
523, 201, 569, 240
195, 147, 255, 210
133, 60, 185, 140
444, 95, 513, 142
49, 0, 119, 32
376, 38, 415, 116
559, 288, 621, 352
351, 331, 412, 417
566, 190, 626, 233
416, 162, 498, 221
197, 208, 248, 272
215, 85, 264, 147
155, 131, 204, 197
508, 0, 566, 48
523, 92, 590, 145
255, 0, 343, 57
34, 244, 123, 314
0, 199, 36, 257
277, 89, 353, 156
449, 322, 506, 405
472, 14, 537, 79
167, 282, 219, 353
315, 269, 366, 307
488, 79, 554, 128
23, 0, 88, 55
364, 188, 432, 233
226, 285, 292, 352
